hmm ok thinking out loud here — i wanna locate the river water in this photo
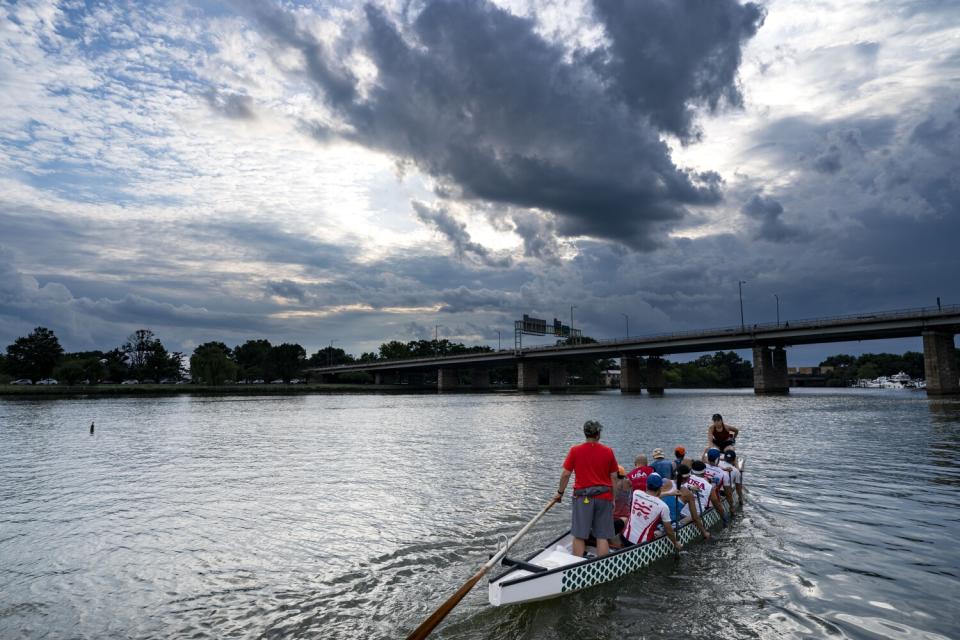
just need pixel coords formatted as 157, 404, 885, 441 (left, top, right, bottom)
1, 389, 958, 639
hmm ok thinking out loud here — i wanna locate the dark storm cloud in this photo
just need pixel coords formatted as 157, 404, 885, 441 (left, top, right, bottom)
205, 89, 257, 120
411, 201, 513, 267
588, 0, 765, 141
741, 193, 805, 242
238, 0, 762, 250
193, 220, 354, 270
267, 279, 307, 302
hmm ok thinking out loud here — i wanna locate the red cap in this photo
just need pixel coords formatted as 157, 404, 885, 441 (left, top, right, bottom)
675, 446, 686, 456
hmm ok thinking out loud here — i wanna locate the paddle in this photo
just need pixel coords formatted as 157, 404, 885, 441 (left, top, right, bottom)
405, 497, 559, 640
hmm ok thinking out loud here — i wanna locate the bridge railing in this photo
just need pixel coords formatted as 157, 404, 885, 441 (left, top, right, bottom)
311, 303, 960, 370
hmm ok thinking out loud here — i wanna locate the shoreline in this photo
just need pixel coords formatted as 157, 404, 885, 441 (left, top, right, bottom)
0, 383, 616, 397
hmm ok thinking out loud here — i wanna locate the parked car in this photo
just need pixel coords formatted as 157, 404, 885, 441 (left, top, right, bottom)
37, 378, 58, 385
252, 379, 265, 384
11, 379, 33, 385
270, 379, 285, 384
159, 378, 178, 384
121, 379, 139, 385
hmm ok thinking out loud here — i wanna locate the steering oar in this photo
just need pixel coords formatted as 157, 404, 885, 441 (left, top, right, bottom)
405, 496, 559, 640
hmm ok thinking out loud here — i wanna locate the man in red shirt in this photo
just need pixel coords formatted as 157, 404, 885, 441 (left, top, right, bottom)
555, 420, 620, 557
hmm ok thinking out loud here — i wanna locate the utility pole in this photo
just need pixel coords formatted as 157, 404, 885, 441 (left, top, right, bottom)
621, 313, 629, 339
434, 325, 440, 356
570, 305, 577, 345
774, 294, 780, 327
738, 280, 746, 332
496, 329, 501, 351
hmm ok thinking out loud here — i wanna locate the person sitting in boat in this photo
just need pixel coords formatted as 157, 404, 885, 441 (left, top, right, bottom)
613, 465, 633, 521
555, 420, 620, 558
660, 464, 711, 541
683, 460, 727, 524
674, 446, 687, 468
651, 448, 675, 480
719, 450, 744, 506
621, 473, 683, 552
707, 414, 739, 451
627, 454, 654, 491
704, 448, 735, 514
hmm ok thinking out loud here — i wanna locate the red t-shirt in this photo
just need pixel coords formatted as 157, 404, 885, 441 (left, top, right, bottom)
627, 466, 655, 491
562, 441, 618, 501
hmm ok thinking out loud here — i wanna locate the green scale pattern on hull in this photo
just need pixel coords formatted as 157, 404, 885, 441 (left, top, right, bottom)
560, 509, 721, 593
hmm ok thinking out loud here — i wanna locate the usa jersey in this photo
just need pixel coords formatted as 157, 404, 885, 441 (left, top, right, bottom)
704, 463, 729, 494
623, 491, 671, 544
719, 461, 742, 486
681, 474, 712, 517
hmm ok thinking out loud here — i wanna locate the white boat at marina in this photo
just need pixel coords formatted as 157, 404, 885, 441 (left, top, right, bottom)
853, 371, 923, 389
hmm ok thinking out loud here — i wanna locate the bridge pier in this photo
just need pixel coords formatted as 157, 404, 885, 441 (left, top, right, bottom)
620, 357, 642, 393
923, 330, 959, 395
517, 361, 539, 391
753, 345, 789, 394
374, 372, 396, 385
646, 357, 665, 394
437, 368, 460, 391
470, 367, 490, 390
548, 362, 567, 392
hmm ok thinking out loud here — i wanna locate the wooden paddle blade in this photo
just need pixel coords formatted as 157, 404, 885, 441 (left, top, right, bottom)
405, 568, 487, 640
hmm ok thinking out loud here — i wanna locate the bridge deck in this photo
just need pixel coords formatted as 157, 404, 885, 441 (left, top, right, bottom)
308, 305, 960, 374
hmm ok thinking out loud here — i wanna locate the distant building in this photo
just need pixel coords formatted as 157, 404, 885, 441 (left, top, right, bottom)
602, 369, 621, 388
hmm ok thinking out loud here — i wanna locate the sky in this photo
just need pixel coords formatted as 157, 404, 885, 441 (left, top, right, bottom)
1, 0, 958, 365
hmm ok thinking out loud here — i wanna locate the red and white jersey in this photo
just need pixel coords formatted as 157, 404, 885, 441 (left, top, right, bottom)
623, 491, 671, 544
704, 463, 729, 493
719, 461, 742, 486
681, 474, 712, 517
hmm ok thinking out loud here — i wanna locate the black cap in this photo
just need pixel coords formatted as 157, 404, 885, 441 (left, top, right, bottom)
691, 460, 707, 474
676, 463, 690, 478
724, 450, 736, 461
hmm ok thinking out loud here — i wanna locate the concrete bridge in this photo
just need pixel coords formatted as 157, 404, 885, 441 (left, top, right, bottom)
308, 305, 960, 395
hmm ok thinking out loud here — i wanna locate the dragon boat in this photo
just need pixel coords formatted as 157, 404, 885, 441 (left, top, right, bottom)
488, 458, 743, 606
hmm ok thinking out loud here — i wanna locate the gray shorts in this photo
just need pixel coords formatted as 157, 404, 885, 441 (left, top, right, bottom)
571, 496, 615, 540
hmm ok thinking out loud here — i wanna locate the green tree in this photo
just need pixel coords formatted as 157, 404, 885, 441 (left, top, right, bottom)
378, 340, 411, 360
856, 362, 880, 381
144, 343, 182, 381
122, 329, 160, 378
234, 339, 272, 381
190, 342, 236, 385
309, 346, 353, 367
102, 348, 129, 382
5, 327, 64, 381
267, 343, 306, 383
54, 360, 85, 385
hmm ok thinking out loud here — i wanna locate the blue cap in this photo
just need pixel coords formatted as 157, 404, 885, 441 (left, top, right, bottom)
646, 473, 663, 490
707, 448, 722, 461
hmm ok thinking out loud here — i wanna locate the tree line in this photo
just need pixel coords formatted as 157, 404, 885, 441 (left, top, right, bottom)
2, 325, 954, 387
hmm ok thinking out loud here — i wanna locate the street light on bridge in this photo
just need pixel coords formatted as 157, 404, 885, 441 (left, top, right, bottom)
774, 294, 780, 327
621, 313, 629, 339
570, 305, 577, 345
738, 280, 746, 332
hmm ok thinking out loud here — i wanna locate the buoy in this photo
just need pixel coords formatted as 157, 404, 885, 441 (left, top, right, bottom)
90, 421, 95, 434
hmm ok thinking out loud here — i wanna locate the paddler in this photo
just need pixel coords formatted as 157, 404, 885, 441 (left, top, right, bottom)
661, 464, 711, 540
704, 448, 735, 514
621, 473, 683, 551
719, 450, 744, 505
555, 420, 620, 558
